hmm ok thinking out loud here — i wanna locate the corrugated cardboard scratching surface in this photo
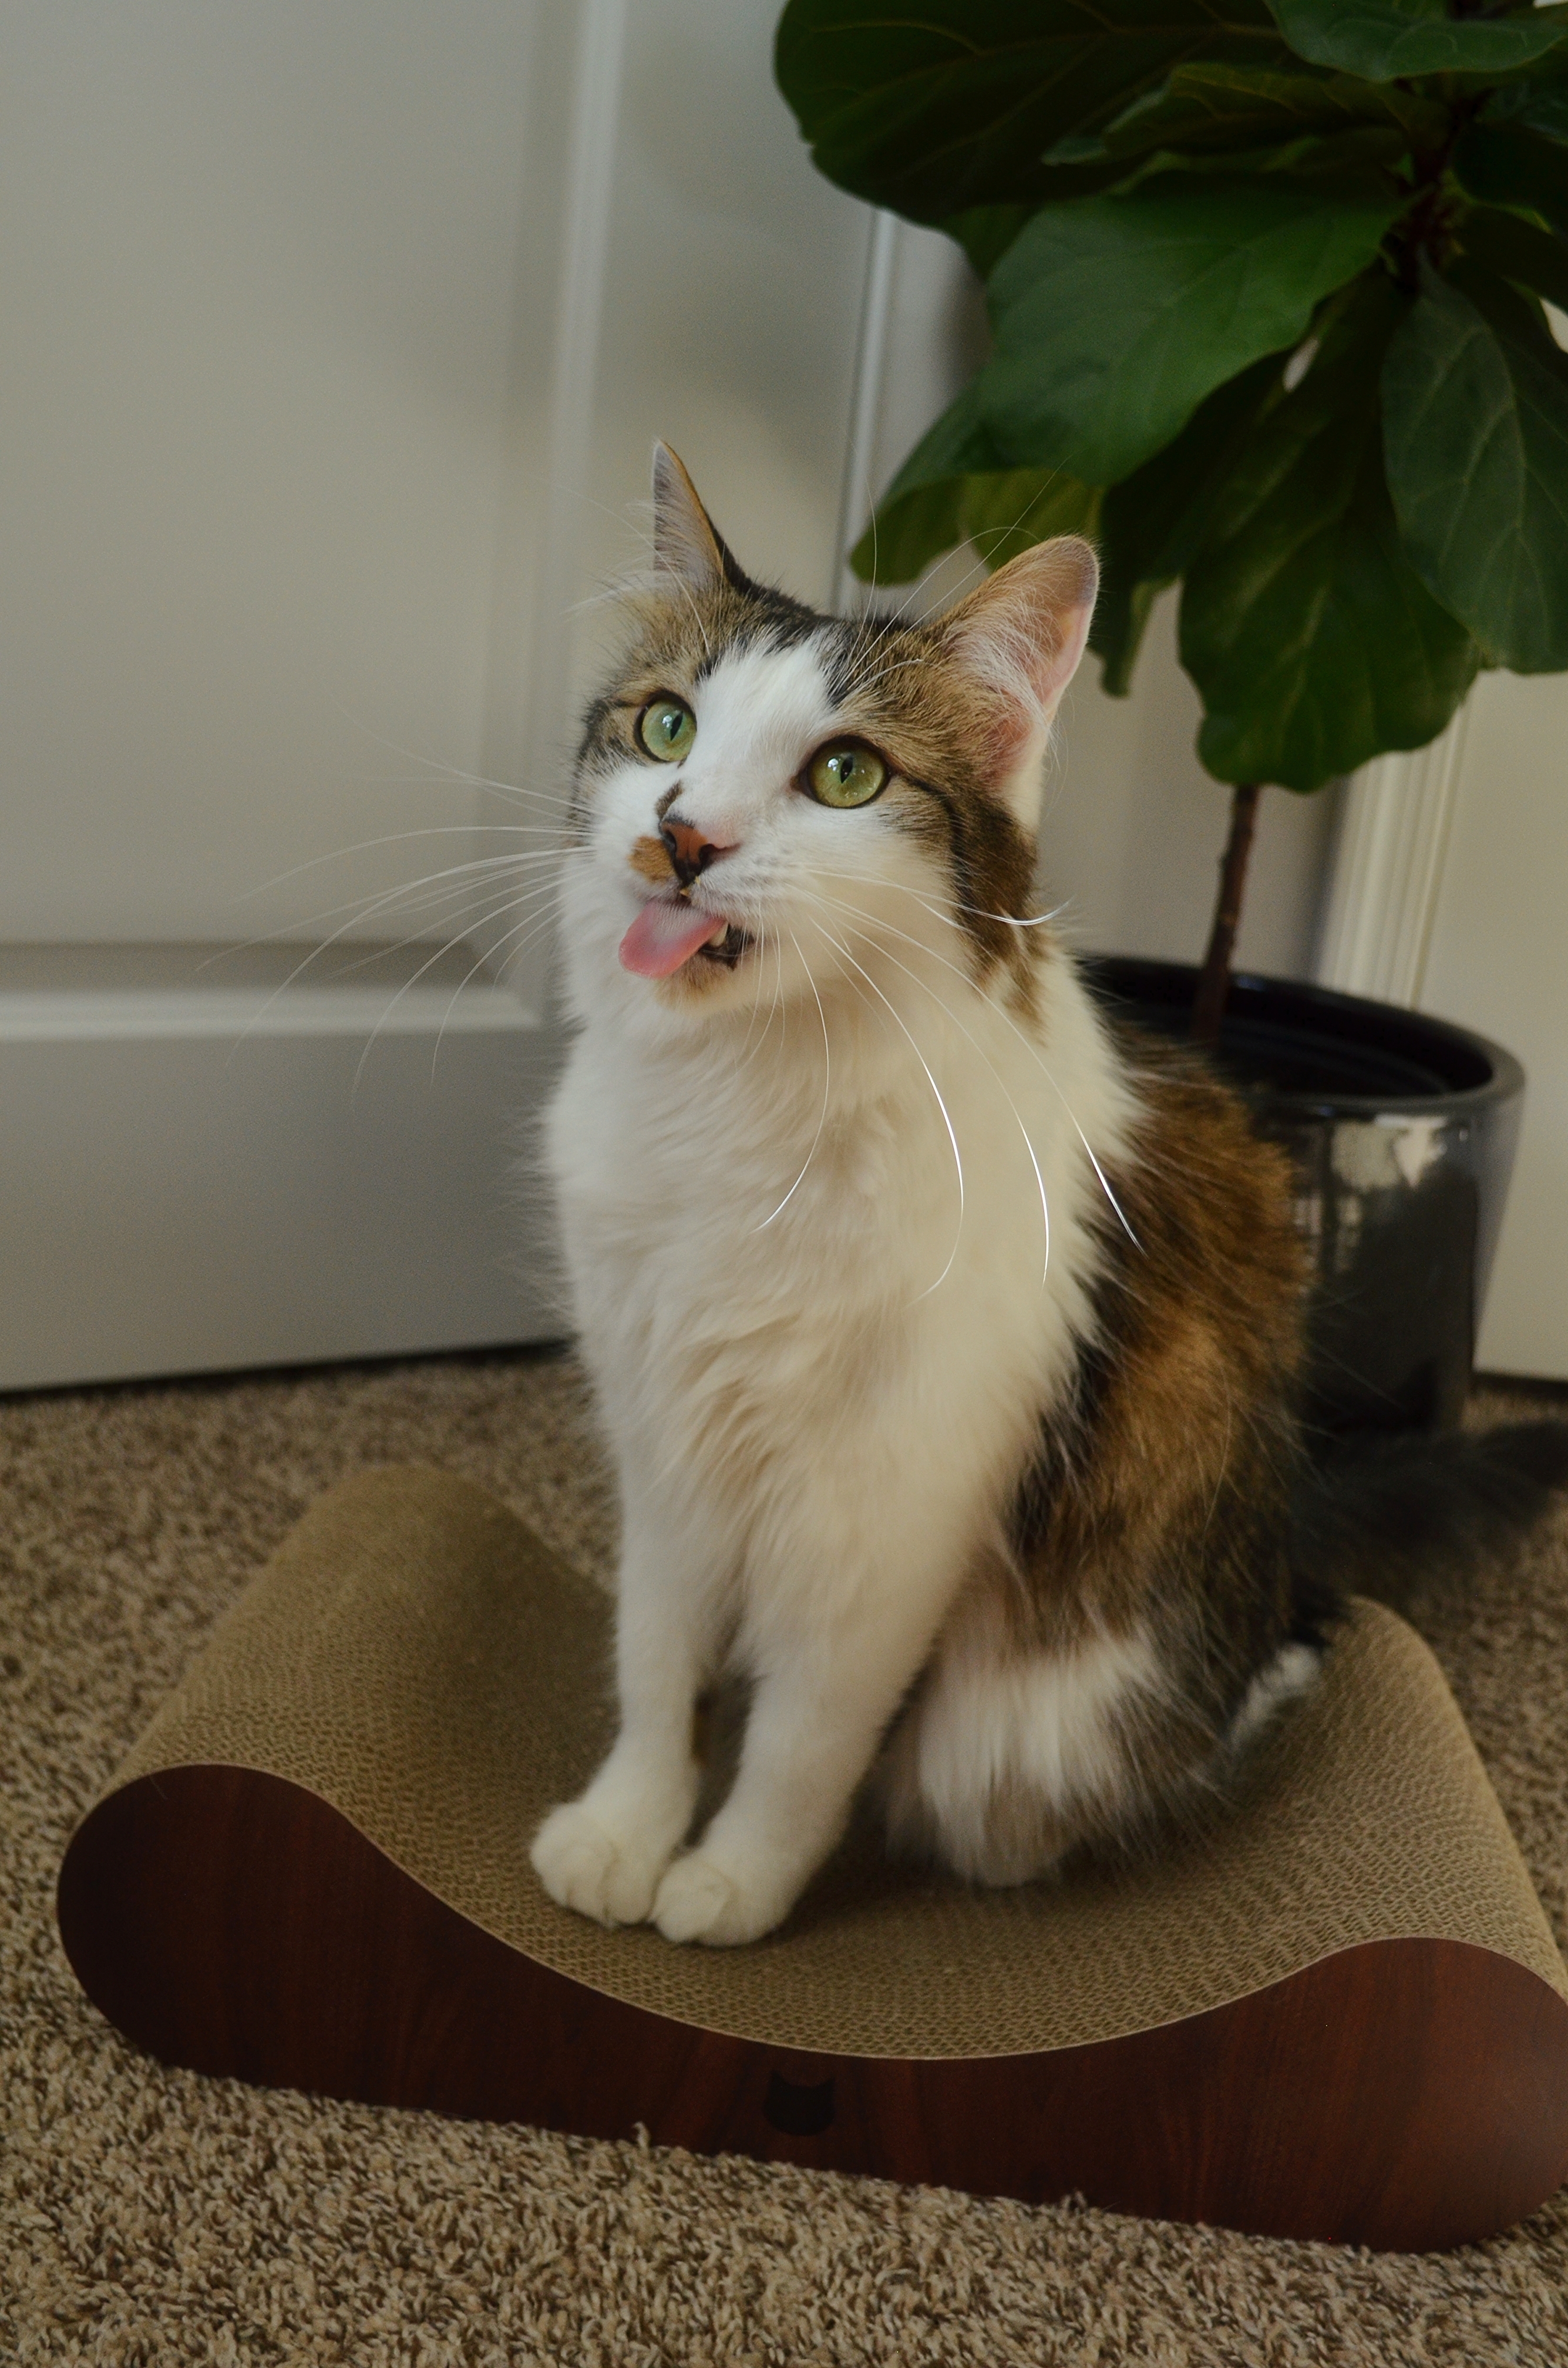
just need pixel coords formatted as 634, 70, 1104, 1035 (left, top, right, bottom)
103, 1463, 1567, 2060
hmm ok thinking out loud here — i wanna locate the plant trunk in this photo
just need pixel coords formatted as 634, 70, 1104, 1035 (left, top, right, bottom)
1192, 782, 1262, 1046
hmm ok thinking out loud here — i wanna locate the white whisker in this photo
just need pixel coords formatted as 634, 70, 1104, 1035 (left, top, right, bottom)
809, 919, 965, 1300
223, 854, 566, 1053
811, 876, 1139, 1253
432, 890, 571, 1073
208, 849, 569, 982
753, 931, 832, 1231
233, 825, 567, 908
821, 899, 1051, 1286
813, 858, 1069, 936
726, 920, 775, 1073
328, 708, 573, 811
351, 880, 571, 1093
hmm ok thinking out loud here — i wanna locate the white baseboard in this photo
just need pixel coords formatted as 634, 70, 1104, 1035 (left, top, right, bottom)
0, 942, 564, 1391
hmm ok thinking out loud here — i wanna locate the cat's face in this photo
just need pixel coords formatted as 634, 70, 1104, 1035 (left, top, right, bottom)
560, 446, 1097, 1035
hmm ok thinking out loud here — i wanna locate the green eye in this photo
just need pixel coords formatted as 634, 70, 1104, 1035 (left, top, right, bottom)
807, 741, 887, 809
637, 695, 695, 762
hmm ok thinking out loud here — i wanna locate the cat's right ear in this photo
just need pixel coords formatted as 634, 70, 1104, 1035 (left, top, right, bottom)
940, 535, 1099, 735
651, 443, 741, 594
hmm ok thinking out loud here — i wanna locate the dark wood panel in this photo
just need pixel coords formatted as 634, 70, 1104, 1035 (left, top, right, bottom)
56, 1765, 1568, 2251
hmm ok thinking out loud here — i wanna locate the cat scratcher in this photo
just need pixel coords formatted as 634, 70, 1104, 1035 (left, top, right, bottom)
57, 1468, 1568, 2252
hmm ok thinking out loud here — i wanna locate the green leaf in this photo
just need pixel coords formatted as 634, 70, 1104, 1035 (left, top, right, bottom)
1085, 124, 1415, 190
943, 206, 1036, 279
875, 378, 1007, 511
980, 176, 1402, 485
1382, 261, 1568, 671
851, 466, 1101, 587
1092, 355, 1287, 692
1097, 59, 1442, 160
1180, 273, 1482, 790
1268, 0, 1568, 84
850, 480, 967, 588
1458, 206, 1568, 313
773, 0, 1291, 225
1455, 124, 1568, 238
961, 471, 1103, 569
849, 379, 1101, 584
1482, 75, 1568, 144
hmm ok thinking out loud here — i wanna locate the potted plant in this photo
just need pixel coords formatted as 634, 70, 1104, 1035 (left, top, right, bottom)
775, 0, 1568, 1433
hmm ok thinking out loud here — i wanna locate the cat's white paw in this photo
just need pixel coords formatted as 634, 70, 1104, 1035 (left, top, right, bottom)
652, 1851, 789, 1946
530, 1801, 668, 1926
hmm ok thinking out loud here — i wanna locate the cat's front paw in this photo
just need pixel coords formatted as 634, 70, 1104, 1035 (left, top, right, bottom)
530, 1801, 669, 1927
651, 1850, 792, 1946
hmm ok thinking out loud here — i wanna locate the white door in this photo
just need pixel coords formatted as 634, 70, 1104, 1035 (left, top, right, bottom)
0, 0, 880, 1389
0, 1, 1347, 1393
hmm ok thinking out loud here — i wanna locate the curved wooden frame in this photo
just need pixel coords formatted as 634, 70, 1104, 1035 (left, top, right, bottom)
58, 1762, 1568, 2252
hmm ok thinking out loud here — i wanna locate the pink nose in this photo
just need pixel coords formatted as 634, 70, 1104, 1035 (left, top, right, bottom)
661, 814, 736, 886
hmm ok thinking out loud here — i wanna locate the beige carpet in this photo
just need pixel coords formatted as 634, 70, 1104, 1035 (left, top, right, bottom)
4, 1350, 1568, 2367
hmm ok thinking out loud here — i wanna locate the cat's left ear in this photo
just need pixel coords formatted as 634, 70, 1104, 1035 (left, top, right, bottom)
651, 442, 745, 595
940, 535, 1099, 819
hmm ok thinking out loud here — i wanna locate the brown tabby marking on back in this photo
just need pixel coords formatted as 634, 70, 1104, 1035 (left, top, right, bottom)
990, 1036, 1313, 1839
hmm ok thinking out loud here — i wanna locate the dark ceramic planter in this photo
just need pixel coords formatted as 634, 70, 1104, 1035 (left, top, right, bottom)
1083, 957, 1527, 1439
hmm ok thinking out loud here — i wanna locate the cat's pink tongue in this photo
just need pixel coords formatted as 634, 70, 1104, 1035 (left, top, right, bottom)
619, 897, 724, 978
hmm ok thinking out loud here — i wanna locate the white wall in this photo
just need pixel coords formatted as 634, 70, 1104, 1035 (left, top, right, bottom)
1421, 671, 1568, 1379
1047, 595, 1339, 979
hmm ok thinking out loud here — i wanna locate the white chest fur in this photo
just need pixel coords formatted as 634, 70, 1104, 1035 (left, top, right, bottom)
547, 943, 1130, 1604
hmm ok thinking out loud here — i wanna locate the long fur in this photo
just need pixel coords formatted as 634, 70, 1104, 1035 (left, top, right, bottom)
529, 446, 1564, 1948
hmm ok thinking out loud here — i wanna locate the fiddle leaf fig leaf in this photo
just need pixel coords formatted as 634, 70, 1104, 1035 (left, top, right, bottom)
1458, 206, 1568, 314
1382, 261, 1568, 672
850, 465, 1101, 587
849, 479, 966, 588
878, 378, 1005, 498
850, 381, 1101, 584
1096, 59, 1441, 159
852, 426, 1099, 582
1455, 124, 1568, 237
1180, 273, 1482, 790
1267, 0, 1568, 84
959, 470, 1103, 569
943, 206, 1037, 280
980, 176, 1402, 485
1092, 354, 1287, 693
1482, 80, 1568, 143
773, 0, 1292, 224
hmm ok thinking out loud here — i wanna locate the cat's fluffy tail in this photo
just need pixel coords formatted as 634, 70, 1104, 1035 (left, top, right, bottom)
1288, 1419, 1568, 1627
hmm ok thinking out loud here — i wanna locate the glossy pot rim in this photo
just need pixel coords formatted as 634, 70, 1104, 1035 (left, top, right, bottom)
1082, 956, 1525, 1122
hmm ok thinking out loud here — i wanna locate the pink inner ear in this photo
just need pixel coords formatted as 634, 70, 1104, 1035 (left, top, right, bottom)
1038, 594, 1096, 709
944, 537, 1099, 733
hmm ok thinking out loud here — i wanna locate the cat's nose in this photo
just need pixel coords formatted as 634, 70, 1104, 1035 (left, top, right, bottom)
661, 812, 736, 889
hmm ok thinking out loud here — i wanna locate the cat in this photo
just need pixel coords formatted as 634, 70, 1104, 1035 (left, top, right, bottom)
530, 443, 1563, 1948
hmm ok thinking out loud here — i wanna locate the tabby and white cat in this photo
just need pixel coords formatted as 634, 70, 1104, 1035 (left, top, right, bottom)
528, 448, 1334, 1946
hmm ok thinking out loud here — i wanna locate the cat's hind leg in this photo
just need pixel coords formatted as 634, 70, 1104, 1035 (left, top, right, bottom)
880, 1571, 1169, 1887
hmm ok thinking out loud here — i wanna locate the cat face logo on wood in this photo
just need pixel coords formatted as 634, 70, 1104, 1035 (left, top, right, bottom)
533, 443, 1553, 1956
